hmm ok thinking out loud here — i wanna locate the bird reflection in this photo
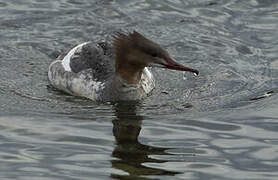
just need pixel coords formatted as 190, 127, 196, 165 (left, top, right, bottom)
110, 102, 178, 179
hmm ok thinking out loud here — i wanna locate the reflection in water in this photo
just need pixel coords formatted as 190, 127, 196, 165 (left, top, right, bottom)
111, 102, 178, 179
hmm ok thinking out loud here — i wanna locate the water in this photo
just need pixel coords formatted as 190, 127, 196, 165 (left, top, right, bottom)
1, 0, 278, 179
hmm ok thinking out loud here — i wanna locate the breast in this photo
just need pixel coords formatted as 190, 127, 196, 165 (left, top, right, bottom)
141, 67, 155, 94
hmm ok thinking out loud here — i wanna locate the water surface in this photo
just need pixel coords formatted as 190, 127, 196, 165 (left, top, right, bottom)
1, 0, 278, 179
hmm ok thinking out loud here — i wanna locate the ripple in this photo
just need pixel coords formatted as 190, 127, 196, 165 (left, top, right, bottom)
0, 2, 7, 7
1, 0, 278, 179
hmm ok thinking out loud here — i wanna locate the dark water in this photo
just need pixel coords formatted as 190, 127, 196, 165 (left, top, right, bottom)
1, 0, 278, 179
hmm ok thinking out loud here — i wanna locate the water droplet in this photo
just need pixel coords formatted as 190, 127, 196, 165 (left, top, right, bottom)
183, 72, 188, 80
193, 72, 198, 77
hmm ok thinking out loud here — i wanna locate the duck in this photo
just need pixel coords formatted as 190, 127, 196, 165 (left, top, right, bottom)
48, 31, 199, 101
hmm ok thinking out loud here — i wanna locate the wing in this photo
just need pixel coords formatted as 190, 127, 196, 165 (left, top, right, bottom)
61, 41, 115, 81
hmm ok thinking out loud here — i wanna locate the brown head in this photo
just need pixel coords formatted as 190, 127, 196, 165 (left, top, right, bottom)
113, 31, 199, 84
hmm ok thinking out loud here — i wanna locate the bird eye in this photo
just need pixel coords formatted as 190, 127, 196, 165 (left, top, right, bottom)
151, 52, 158, 57
151, 54, 157, 57
140, 45, 160, 57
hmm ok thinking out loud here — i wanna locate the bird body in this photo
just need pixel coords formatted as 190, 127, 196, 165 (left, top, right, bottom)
48, 31, 198, 101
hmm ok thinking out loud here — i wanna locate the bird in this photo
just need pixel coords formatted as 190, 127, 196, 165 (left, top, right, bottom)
48, 31, 199, 101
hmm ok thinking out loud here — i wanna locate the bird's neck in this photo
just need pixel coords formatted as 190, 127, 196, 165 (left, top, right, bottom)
115, 53, 145, 85
116, 65, 143, 84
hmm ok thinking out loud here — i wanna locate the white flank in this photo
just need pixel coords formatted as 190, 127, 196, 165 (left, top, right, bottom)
70, 74, 105, 100
61, 42, 90, 71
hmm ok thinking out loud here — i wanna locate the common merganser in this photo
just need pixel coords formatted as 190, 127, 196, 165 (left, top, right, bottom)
48, 31, 198, 101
